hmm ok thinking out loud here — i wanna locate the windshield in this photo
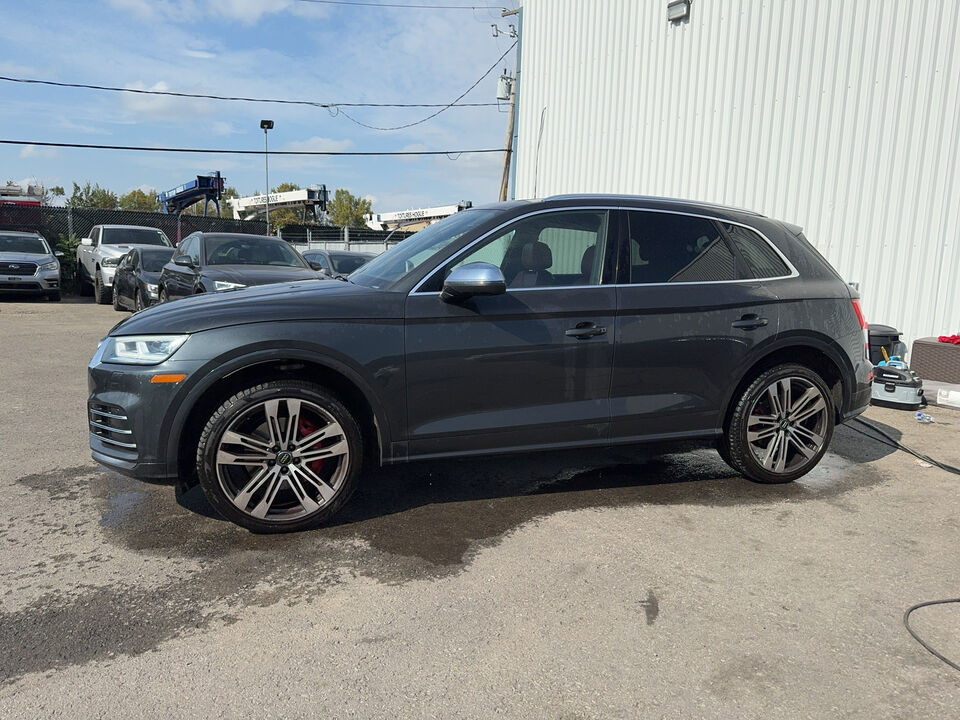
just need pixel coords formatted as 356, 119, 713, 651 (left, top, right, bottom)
0, 234, 50, 254
103, 228, 172, 246
349, 209, 499, 289
330, 253, 373, 274
205, 236, 307, 267
141, 249, 174, 272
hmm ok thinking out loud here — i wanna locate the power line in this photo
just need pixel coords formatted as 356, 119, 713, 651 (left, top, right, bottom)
336, 40, 517, 131
0, 139, 502, 157
0, 75, 497, 109
295, 0, 508, 9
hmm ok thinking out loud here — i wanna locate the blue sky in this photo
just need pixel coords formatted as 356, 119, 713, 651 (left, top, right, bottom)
0, 0, 518, 212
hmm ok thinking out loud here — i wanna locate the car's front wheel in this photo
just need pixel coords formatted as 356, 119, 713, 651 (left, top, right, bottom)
196, 380, 363, 532
93, 270, 111, 305
721, 364, 835, 484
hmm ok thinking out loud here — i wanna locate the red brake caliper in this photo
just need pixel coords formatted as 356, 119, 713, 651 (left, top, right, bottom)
297, 416, 326, 476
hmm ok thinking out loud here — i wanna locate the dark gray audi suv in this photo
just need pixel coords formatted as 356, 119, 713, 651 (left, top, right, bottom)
88, 195, 872, 532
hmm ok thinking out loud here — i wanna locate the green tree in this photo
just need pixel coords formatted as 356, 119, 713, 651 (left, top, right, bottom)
266, 182, 303, 231
327, 188, 372, 228
221, 186, 240, 218
66, 182, 118, 209
118, 188, 160, 212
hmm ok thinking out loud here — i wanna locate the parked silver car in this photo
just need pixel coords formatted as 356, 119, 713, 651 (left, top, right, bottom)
0, 230, 63, 301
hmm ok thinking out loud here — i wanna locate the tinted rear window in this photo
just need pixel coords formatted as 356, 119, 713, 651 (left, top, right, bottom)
627, 212, 736, 283
723, 224, 790, 278
103, 228, 171, 246
330, 254, 372, 274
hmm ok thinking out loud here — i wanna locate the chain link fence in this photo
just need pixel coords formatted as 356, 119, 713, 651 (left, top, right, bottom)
0, 205, 267, 246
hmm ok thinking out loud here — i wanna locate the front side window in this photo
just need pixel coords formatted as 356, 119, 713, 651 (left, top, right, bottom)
177, 237, 200, 265
443, 210, 609, 289
627, 211, 737, 284
722, 223, 790, 278
102, 228, 172, 247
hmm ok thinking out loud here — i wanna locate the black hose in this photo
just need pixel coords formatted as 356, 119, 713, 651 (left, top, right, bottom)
847, 418, 960, 476
903, 599, 960, 672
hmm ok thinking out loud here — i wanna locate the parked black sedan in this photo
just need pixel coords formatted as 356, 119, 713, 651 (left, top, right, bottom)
112, 246, 175, 312
302, 249, 376, 278
157, 232, 321, 301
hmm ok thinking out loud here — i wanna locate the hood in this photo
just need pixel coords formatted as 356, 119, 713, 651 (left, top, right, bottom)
201, 264, 322, 287
138, 271, 163, 284
111, 279, 404, 335
0, 251, 54, 263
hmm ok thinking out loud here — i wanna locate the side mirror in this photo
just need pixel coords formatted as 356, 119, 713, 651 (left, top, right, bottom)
308, 261, 323, 271
441, 262, 507, 303
174, 255, 195, 268
80, 237, 93, 246
54, 250, 64, 258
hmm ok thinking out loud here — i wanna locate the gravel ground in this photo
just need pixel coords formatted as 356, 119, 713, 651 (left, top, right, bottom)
1, 297, 958, 718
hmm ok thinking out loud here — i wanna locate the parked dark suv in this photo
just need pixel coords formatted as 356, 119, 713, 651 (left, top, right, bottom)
88, 196, 872, 532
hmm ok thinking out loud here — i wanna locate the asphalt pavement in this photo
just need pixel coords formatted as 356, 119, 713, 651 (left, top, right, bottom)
1, 297, 958, 718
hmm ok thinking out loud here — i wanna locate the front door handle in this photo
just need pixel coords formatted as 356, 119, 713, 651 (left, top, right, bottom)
732, 314, 769, 330
565, 322, 607, 339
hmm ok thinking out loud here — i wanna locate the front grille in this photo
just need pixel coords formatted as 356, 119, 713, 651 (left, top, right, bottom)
0, 281, 41, 290
0, 262, 37, 276
89, 403, 137, 450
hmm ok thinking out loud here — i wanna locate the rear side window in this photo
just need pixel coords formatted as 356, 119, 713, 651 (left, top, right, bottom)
627, 211, 737, 283
723, 223, 790, 278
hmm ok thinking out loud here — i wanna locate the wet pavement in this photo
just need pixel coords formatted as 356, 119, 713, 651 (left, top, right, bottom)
1, 298, 958, 718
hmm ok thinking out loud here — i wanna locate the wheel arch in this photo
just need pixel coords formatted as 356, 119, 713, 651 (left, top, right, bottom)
166, 349, 390, 486
721, 333, 853, 431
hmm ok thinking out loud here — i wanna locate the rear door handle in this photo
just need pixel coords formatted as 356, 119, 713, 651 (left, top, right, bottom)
565, 322, 607, 339
732, 314, 768, 330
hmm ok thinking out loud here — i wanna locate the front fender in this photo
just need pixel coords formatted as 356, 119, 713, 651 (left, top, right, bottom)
159, 323, 404, 473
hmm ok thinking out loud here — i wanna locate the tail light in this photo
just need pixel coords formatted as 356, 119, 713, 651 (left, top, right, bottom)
852, 299, 870, 361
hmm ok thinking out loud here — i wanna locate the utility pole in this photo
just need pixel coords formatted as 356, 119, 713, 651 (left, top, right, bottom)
498, 7, 521, 202
499, 76, 516, 202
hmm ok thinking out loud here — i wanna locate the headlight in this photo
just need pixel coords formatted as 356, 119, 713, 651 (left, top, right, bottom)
101, 335, 188, 365
146, 283, 158, 297
214, 281, 246, 291
101, 256, 120, 267
39, 260, 59, 271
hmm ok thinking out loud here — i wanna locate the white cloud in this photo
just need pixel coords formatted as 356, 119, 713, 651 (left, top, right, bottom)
120, 80, 215, 120
18, 145, 57, 159
182, 48, 217, 60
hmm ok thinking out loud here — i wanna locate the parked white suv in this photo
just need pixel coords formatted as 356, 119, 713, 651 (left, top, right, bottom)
76, 225, 173, 304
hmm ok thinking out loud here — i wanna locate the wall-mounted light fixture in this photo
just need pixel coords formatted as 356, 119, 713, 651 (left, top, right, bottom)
667, 0, 690, 23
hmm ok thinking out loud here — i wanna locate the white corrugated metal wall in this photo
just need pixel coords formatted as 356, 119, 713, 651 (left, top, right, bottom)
513, 0, 960, 345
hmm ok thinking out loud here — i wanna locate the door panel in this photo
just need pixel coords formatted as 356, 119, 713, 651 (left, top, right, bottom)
404, 288, 616, 457
610, 210, 781, 441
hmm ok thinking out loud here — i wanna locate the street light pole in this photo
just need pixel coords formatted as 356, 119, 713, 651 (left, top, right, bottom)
260, 120, 274, 231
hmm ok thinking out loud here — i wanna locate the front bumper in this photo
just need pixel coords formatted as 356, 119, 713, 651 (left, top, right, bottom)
100, 266, 116, 287
0, 267, 60, 293
87, 345, 205, 482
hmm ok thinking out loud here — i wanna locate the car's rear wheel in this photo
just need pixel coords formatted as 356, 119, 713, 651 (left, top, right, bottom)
721, 364, 834, 484
196, 380, 362, 533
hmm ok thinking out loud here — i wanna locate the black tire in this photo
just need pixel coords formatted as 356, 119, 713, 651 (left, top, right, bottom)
196, 380, 363, 533
721, 363, 835, 484
135, 291, 145, 312
158, 287, 168, 303
94, 270, 111, 305
112, 285, 125, 311
46, 291, 61, 302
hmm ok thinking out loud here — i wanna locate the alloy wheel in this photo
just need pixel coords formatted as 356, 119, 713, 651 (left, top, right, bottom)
215, 397, 350, 522
746, 376, 828, 474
